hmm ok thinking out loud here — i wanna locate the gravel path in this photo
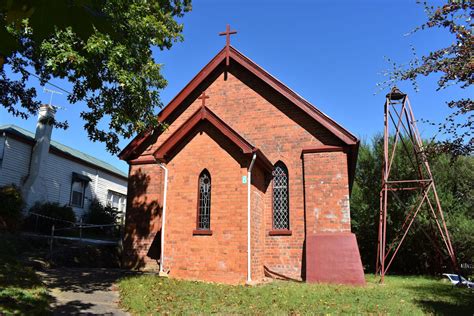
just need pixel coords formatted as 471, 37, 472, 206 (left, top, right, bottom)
39, 268, 132, 315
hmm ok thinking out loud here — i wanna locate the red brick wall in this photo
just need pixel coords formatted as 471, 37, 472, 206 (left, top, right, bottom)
163, 128, 249, 284
123, 164, 164, 270
250, 167, 267, 281
302, 151, 351, 234
124, 69, 353, 283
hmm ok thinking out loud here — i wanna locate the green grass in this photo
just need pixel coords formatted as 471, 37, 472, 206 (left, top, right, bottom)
119, 275, 474, 315
0, 234, 51, 315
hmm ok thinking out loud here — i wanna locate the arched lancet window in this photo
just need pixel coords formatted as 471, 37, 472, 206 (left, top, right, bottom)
197, 169, 211, 230
272, 162, 289, 230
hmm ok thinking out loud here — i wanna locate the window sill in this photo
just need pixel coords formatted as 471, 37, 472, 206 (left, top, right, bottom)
269, 230, 292, 236
193, 229, 213, 236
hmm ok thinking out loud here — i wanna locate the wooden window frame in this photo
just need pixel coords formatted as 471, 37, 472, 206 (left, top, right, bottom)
69, 172, 91, 209
107, 190, 127, 214
70, 179, 86, 208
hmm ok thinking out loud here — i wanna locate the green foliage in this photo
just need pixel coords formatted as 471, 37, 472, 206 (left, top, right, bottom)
351, 135, 474, 274
0, 0, 192, 153
0, 184, 24, 230
430, 154, 474, 267
82, 199, 121, 238
119, 275, 474, 315
84, 199, 118, 225
379, 2, 472, 156
24, 202, 76, 234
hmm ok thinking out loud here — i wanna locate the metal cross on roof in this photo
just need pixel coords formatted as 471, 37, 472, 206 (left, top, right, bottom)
198, 91, 209, 106
219, 24, 237, 67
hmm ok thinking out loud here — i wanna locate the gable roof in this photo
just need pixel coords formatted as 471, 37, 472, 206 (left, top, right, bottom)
119, 45, 358, 161
151, 105, 273, 173
0, 124, 128, 180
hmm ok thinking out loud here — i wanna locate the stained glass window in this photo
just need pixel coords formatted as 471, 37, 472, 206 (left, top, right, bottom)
197, 169, 211, 230
272, 162, 289, 230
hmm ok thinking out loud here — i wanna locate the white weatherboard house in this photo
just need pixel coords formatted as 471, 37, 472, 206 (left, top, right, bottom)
0, 105, 128, 219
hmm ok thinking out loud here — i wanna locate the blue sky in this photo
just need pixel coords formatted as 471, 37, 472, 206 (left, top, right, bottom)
0, 0, 469, 174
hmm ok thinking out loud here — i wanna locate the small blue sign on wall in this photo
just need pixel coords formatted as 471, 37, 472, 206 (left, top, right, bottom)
242, 175, 247, 184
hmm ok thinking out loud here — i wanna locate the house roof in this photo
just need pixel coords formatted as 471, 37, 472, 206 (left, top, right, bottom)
151, 105, 273, 173
0, 124, 128, 180
119, 45, 359, 162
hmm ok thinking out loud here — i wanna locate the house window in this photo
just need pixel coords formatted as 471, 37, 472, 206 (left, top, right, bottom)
70, 180, 86, 208
70, 172, 91, 208
197, 169, 211, 231
272, 161, 290, 230
107, 190, 127, 215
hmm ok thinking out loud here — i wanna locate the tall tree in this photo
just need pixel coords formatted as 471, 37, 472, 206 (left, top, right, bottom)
380, 1, 472, 156
0, 0, 191, 153
351, 136, 474, 274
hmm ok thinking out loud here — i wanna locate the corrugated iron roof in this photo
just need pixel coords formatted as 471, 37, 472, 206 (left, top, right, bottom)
0, 124, 128, 179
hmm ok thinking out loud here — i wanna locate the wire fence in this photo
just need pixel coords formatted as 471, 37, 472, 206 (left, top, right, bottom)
25, 212, 124, 259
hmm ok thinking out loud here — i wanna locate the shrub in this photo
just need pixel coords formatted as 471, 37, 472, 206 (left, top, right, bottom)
82, 199, 120, 238
83, 199, 119, 225
24, 202, 76, 234
0, 185, 24, 231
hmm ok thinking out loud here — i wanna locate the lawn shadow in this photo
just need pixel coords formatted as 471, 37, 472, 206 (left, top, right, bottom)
52, 300, 110, 315
0, 239, 53, 316
0, 288, 52, 316
0, 261, 44, 289
41, 268, 139, 294
407, 281, 474, 315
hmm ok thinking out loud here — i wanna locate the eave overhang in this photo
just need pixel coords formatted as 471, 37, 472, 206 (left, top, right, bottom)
152, 105, 273, 174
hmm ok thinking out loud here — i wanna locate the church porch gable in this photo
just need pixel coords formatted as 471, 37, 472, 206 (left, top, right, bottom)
163, 129, 257, 284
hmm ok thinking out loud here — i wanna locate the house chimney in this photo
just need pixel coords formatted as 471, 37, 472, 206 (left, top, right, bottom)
35, 104, 55, 142
23, 105, 56, 206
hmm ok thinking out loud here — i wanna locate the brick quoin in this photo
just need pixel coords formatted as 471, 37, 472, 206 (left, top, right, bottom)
121, 46, 364, 285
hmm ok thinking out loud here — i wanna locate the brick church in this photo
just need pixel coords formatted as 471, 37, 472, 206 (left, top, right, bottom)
120, 30, 365, 285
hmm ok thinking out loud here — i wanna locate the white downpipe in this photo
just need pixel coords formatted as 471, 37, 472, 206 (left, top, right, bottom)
247, 153, 257, 283
158, 163, 168, 274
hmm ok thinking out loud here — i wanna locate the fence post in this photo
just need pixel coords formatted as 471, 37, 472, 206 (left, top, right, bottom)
49, 224, 55, 259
